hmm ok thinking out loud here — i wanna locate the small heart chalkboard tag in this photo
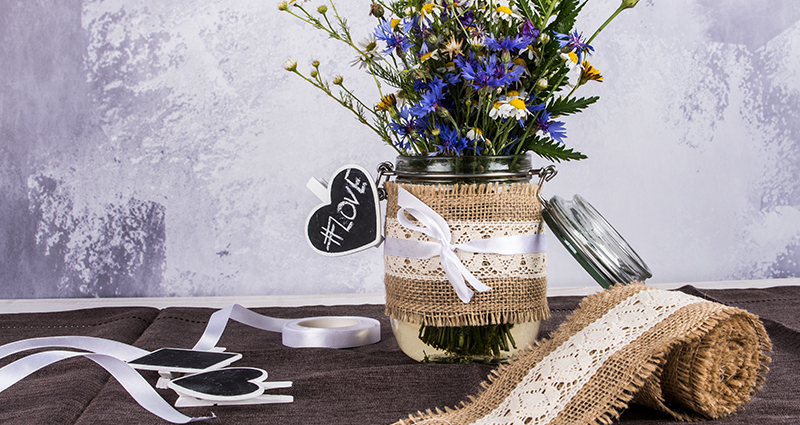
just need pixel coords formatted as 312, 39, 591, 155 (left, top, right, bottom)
169, 367, 267, 402
305, 165, 382, 256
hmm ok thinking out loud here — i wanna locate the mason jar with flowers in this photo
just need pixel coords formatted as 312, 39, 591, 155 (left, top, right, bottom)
281, 0, 639, 363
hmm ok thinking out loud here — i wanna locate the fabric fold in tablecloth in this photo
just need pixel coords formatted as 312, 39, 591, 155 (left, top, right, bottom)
396, 283, 771, 425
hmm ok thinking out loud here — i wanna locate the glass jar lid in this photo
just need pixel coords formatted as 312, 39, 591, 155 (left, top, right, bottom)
541, 194, 652, 289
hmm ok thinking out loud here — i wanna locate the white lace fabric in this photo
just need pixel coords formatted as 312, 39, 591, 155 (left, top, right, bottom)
472, 290, 709, 425
384, 217, 547, 281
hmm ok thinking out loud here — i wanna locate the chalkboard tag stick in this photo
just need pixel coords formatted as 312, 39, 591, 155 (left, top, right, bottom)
306, 177, 330, 203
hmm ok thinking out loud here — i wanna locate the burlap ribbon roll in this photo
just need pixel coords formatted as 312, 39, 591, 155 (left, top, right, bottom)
384, 181, 549, 327
396, 283, 771, 425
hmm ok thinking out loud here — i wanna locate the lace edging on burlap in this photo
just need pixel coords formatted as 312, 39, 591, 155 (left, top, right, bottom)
394, 283, 772, 425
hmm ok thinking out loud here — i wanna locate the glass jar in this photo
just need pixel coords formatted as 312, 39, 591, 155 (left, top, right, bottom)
384, 154, 547, 364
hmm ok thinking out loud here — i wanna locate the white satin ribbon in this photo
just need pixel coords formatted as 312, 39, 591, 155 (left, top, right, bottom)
0, 350, 213, 423
389, 187, 547, 303
193, 304, 381, 350
0, 304, 380, 423
0, 335, 149, 362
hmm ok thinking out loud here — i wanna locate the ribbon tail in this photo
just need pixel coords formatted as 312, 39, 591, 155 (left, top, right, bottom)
443, 249, 492, 294
0, 351, 210, 424
0, 336, 149, 362
440, 251, 475, 304
463, 270, 493, 293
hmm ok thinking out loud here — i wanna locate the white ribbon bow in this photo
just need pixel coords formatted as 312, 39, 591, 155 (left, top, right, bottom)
386, 187, 546, 304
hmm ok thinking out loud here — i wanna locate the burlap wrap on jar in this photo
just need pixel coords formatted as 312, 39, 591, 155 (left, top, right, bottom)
383, 181, 550, 328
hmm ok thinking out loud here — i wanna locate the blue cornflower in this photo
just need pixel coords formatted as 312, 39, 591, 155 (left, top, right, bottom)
555, 30, 594, 63
459, 9, 475, 27
491, 58, 525, 87
388, 106, 418, 150
536, 110, 568, 144
521, 20, 540, 43
374, 20, 412, 55
411, 77, 447, 117
527, 102, 546, 114
403, 15, 419, 34
456, 53, 524, 91
444, 72, 461, 85
486, 34, 532, 54
435, 125, 468, 156
428, 76, 447, 93
415, 113, 433, 134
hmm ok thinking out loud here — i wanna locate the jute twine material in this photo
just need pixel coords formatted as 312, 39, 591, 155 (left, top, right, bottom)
383, 181, 549, 327
395, 283, 771, 425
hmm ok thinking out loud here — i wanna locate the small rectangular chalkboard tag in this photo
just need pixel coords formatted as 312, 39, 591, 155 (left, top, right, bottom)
127, 348, 242, 374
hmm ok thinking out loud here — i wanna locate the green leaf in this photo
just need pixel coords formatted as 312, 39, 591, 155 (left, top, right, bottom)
522, 136, 587, 162
551, 0, 587, 33
548, 96, 599, 116
513, 0, 536, 22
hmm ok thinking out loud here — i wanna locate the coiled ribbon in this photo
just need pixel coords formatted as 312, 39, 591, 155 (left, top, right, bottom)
385, 187, 547, 304
193, 304, 380, 350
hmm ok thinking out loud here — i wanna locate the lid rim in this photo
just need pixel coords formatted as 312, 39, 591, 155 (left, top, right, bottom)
543, 195, 652, 288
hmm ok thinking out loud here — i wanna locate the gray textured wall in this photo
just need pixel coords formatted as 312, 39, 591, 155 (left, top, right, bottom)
1, 0, 799, 299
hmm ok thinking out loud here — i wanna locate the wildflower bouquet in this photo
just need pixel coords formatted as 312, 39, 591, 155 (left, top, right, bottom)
280, 0, 638, 162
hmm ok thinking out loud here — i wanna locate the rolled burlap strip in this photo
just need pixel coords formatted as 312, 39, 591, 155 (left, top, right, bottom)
396, 283, 771, 425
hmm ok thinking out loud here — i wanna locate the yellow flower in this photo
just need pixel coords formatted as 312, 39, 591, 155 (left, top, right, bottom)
568, 52, 579, 64
566, 51, 603, 85
495, 5, 515, 23
496, 6, 512, 15
580, 62, 603, 84
420, 50, 439, 62
376, 94, 397, 112
490, 91, 530, 121
390, 18, 401, 29
509, 98, 526, 110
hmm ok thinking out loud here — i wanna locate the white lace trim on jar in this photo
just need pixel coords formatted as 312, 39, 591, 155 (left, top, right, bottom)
385, 218, 547, 280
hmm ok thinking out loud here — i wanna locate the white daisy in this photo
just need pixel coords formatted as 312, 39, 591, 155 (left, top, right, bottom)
489, 91, 530, 121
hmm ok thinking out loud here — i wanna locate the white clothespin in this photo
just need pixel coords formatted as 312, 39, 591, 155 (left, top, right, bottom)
168, 367, 294, 407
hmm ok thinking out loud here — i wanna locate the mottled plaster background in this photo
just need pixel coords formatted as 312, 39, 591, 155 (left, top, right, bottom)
1, 0, 798, 299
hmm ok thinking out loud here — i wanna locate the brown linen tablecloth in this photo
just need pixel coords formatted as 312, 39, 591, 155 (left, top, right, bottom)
1, 285, 798, 424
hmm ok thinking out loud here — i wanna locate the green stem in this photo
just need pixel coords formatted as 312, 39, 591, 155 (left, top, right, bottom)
294, 69, 404, 155
587, 4, 627, 45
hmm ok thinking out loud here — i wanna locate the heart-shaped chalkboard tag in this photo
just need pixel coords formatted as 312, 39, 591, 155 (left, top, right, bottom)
169, 367, 267, 402
305, 165, 382, 256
